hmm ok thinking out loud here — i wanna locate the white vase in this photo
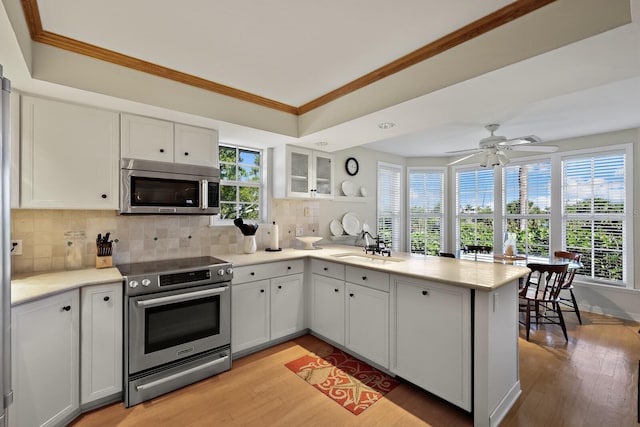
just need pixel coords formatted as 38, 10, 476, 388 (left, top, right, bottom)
243, 235, 257, 254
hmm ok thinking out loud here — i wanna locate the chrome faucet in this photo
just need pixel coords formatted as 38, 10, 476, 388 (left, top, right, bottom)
361, 231, 391, 256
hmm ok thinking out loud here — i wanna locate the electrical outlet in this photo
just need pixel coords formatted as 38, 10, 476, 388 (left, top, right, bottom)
304, 207, 310, 217
11, 240, 22, 256
295, 227, 304, 236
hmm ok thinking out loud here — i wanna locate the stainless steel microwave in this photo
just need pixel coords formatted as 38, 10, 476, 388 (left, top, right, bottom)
120, 158, 220, 215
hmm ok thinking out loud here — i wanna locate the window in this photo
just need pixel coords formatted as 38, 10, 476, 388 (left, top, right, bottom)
219, 145, 262, 220
377, 162, 403, 252
408, 168, 445, 255
456, 168, 494, 251
562, 150, 628, 285
503, 160, 551, 257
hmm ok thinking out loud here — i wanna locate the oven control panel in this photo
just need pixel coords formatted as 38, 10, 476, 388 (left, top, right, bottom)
125, 264, 233, 296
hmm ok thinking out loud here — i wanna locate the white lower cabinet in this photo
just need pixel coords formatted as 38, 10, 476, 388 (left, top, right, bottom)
80, 282, 123, 406
310, 274, 345, 345
10, 290, 80, 427
232, 260, 305, 354
232, 279, 271, 353
391, 276, 472, 411
345, 282, 389, 368
270, 275, 305, 340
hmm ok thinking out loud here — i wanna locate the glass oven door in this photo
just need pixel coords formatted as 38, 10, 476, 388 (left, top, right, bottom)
128, 283, 231, 374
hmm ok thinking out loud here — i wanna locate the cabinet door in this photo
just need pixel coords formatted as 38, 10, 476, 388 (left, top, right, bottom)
21, 96, 119, 209
120, 113, 174, 162
391, 278, 471, 411
311, 275, 345, 345
270, 274, 304, 340
232, 280, 270, 353
345, 283, 389, 368
174, 124, 218, 167
288, 147, 313, 197
313, 151, 334, 198
80, 283, 123, 405
10, 290, 79, 427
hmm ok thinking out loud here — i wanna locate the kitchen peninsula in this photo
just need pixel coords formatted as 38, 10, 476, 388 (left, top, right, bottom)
222, 245, 529, 427
11, 246, 528, 427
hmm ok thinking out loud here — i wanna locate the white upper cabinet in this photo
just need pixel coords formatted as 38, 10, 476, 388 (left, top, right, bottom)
120, 114, 173, 162
20, 95, 119, 209
273, 146, 334, 199
121, 114, 218, 167
174, 123, 219, 167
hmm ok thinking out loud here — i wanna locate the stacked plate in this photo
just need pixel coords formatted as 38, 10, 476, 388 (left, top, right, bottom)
341, 180, 357, 196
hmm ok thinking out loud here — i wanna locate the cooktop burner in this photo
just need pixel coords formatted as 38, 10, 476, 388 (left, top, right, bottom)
118, 256, 230, 277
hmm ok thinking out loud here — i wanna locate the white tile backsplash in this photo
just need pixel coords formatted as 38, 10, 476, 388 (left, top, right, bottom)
10, 200, 319, 275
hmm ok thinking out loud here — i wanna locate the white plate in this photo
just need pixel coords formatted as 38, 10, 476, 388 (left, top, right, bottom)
360, 187, 367, 197
341, 180, 357, 196
329, 219, 344, 236
342, 212, 362, 236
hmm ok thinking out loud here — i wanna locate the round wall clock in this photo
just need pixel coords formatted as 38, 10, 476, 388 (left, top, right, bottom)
345, 157, 359, 176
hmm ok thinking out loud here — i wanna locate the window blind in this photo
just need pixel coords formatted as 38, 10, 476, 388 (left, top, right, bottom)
503, 161, 551, 257
456, 168, 494, 250
408, 169, 444, 255
378, 162, 402, 251
562, 151, 626, 284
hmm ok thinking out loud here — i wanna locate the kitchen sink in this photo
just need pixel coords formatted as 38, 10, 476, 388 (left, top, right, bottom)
331, 252, 404, 264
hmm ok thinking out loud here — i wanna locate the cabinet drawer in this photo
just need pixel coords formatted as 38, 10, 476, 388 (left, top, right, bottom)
233, 259, 304, 284
311, 260, 345, 281
346, 266, 390, 293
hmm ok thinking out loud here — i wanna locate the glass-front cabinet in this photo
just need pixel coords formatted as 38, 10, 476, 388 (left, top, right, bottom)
273, 146, 334, 199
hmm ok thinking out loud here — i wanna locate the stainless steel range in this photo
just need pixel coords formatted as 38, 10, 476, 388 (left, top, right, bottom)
120, 256, 232, 407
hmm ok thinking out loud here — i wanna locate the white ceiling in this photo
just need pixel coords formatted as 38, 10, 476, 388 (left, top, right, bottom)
2, 0, 640, 158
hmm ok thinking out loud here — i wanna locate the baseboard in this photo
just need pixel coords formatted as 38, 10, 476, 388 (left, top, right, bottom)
489, 380, 521, 427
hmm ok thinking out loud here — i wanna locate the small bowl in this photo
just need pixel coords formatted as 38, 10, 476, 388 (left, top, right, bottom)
296, 236, 323, 250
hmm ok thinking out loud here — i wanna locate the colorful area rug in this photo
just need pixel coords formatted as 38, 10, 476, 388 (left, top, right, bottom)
285, 348, 400, 415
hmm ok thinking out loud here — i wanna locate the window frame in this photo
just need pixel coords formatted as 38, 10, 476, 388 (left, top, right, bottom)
560, 143, 633, 288
407, 166, 447, 255
377, 161, 404, 252
501, 157, 553, 259
454, 165, 495, 254
214, 143, 267, 225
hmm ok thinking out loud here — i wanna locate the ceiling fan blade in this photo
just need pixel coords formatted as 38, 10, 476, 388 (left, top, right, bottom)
509, 144, 558, 152
504, 135, 542, 146
448, 152, 482, 166
445, 147, 482, 155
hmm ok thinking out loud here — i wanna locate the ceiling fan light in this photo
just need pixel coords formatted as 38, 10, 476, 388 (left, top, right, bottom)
497, 151, 509, 166
479, 153, 489, 167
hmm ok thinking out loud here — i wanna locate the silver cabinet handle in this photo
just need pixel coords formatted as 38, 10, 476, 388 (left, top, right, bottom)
136, 286, 227, 308
135, 355, 229, 391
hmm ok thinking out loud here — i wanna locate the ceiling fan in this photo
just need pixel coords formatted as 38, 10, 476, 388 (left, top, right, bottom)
447, 124, 558, 167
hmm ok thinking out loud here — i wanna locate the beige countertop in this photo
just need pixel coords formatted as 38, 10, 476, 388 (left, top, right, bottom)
221, 244, 530, 291
11, 267, 123, 306
11, 245, 529, 306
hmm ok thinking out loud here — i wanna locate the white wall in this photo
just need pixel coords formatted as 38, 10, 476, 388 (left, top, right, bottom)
317, 146, 404, 246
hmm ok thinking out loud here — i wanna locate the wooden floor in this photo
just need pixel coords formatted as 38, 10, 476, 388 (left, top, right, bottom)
71, 312, 640, 427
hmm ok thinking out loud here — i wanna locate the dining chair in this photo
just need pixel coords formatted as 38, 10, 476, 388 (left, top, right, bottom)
519, 263, 570, 341
438, 252, 456, 258
553, 250, 583, 324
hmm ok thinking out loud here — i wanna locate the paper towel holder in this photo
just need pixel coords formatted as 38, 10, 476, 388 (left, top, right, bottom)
266, 220, 282, 252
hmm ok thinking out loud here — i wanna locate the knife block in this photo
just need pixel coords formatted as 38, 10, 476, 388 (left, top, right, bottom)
96, 255, 113, 269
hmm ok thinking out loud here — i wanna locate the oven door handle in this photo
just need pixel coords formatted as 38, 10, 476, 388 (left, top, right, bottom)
135, 354, 229, 392
136, 286, 228, 308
